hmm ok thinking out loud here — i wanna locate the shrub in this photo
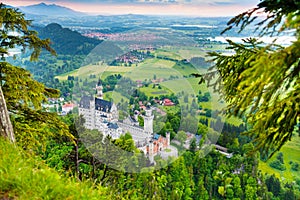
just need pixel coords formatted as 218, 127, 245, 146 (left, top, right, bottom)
291, 162, 299, 171
269, 160, 286, 171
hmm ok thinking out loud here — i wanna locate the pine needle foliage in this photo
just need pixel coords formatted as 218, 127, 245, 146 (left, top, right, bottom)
198, 0, 300, 157
0, 4, 74, 149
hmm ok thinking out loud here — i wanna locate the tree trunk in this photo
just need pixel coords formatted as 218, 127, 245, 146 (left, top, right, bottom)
0, 86, 15, 142
74, 139, 82, 180
101, 164, 108, 183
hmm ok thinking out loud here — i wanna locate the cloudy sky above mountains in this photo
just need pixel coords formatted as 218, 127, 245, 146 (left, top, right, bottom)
3, 0, 259, 16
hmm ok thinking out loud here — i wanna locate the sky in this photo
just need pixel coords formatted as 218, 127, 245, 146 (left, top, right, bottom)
3, 0, 260, 16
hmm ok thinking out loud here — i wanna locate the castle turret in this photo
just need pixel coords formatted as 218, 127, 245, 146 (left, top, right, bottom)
90, 94, 95, 129
143, 103, 154, 135
166, 132, 170, 146
148, 140, 154, 163
96, 79, 103, 99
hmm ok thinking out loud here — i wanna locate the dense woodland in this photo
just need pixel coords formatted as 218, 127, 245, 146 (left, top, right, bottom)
0, 1, 300, 199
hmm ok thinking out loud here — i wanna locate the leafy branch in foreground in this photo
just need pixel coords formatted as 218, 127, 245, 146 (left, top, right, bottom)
0, 3, 56, 60
195, 0, 300, 157
222, 0, 300, 36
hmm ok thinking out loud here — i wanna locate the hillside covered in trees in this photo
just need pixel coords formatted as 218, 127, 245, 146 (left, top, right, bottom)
35, 23, 102, 55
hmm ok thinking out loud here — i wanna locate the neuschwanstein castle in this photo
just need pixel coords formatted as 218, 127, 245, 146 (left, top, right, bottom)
78, 80, 173, 162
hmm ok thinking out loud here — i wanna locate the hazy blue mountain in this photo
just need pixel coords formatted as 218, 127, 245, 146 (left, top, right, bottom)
19, 3, 85, 17
3, 4, 15, 9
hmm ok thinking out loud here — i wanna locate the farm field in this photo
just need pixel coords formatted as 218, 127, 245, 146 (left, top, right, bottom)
177, 48, 207, 59
56, 64, 132, 81
104, 91, 129, 105
160, 78, 199, 95
139, 84, 172, 97
56, 69, 79, 81
172, 64, 201, 76
137, 58, 176, 68
154, 49, 183, 60
158, 46, 208, 60
259, 135, 300, 182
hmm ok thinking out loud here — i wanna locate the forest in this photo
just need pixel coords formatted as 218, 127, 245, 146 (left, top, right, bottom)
0, 0, 300, 199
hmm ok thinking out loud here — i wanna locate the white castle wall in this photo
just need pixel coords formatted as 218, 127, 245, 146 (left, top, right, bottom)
79, 89, 173, 164
117, 122, 149, 143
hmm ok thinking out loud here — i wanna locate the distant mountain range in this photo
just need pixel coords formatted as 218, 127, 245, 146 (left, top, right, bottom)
3, 4, 15, 9
19, 3, 85, 17
35, 23, 102, 55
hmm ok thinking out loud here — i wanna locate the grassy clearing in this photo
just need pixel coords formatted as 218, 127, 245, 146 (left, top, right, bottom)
151, 77, 225, 110
200, 101, 224, 110
139, 84, 172, 97
104, 91, 129, 105
157, 46, 207, 60
172, 64, 200, 76
56, 69, 79, 81
177, 48, 207, 60
186, 78, 208, 93
185, 77, 225, 111
138, 58, 176, 68
122, 58, 181, 81
56, 64, 132, 81
204, 44, 228, 51
0, 138, 107, 200
160, 78, 198, 95
123, 66, 181, 81
154, 49, 182, 60
259, 135, 300, 182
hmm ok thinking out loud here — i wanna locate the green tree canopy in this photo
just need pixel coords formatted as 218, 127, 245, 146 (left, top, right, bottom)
200, 0, 300, 157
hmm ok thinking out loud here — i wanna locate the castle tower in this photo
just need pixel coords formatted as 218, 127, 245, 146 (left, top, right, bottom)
90, 94, 96, 129
166, 132, 170, 146
96, 79, 103, 99
148, 140, 154, 163
143, 103, 154, 135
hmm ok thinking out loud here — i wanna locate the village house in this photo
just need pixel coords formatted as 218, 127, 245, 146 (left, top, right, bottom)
62, 103, 76, 115
163, 98, 175, 106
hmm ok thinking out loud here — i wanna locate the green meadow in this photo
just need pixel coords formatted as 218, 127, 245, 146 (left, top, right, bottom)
154, 49, 183, 60
157, 46, 208, 60
56, 64, 132, 81
104, 91, 129, 104
259, 135, 300, 182
138, 58, 176, 68
139, 84, 172, 97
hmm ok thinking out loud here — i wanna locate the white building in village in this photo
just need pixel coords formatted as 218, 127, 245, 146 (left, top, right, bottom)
78, 80, 174, 163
